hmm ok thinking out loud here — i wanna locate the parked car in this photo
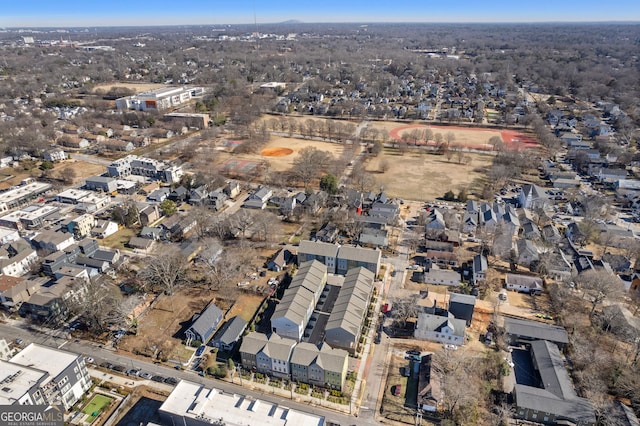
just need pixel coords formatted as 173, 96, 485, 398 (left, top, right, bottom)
84, 357, 94, 364
139, 372, 153, 380
151, 375, 166, 383
406, 349, 420, 356
164, 377, 178, 385
443, 344, 458, 351
195, 345, 206, 357
393, 384, 402, 397
112, 365, 126, 372
126, 368, 140, 376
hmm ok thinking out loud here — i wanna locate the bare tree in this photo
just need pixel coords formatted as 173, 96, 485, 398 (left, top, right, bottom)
291, 147, 332, 190
139, 245, 188, 297
577, 269, 624, 316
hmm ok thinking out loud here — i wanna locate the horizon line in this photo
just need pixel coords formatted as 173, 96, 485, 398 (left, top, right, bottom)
2, 20, 640, 30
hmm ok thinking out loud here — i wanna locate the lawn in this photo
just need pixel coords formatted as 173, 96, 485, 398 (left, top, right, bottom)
101, 227, 136, 251
381, 354, 415, 424
365, 150, 493, 201
82, 394, 113, 423
226, 294, 265, 322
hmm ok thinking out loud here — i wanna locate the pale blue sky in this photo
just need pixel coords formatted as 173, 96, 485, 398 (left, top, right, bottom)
1, 0, 638, 27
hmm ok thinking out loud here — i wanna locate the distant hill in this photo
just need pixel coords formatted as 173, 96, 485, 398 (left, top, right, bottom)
279, 20, 303, 24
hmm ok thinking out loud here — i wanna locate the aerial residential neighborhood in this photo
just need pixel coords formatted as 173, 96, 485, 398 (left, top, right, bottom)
0, 10, 639, 426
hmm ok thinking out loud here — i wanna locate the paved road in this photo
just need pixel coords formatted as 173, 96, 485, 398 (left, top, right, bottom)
0, 322, 375, 426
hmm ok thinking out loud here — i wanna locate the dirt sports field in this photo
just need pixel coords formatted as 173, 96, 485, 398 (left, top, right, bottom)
91, 82, 166, 94
372, 122, 537, 151
217, 136, 346, 173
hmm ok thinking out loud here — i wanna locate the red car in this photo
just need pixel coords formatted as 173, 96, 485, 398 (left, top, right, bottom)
382, 303, 391, 313
393, 384, 402, 397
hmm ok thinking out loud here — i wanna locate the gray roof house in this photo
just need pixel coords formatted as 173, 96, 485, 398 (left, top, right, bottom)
290, 342, 349, 390
336, 245, 381, 276
271, 260, 327, 341
243, 187, 273, 209
472, 255, 488, 284
504, 317, 569, 348
211, 316, 247, 351
448, 293, 476, 326
506, 273, 543, 295
324, 267, 375, 354
185, 302, 223, 345
297, 240, 339, 273
414, 312, 466, 346
515, 239, 540, 268
255, 333, 297, 378
239, 332, 269, 371
518, 184, 548, 209
513, 340, 595, 425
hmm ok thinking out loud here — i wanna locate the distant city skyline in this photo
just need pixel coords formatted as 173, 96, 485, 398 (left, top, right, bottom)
1, 0, 639, 27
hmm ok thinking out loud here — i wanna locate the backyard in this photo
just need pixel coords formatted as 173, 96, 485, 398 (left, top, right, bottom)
81, 394, 114, 424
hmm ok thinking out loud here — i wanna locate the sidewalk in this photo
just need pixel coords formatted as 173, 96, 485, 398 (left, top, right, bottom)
227, 375, 352, 414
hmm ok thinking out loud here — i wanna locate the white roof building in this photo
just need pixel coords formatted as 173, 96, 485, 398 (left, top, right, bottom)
158, 380, 324, 426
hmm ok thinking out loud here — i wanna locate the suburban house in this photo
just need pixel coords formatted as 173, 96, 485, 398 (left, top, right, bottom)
513, 340, 595, 425
211, 316, 248, 351
425, 250, 458, 268
43, 149, 67, 162
515, 239, 540, 268
243, 187, 273, 209
448, 293, 476, 326
422, 269, 461, 286
91, 220, 119, 239
0, 240, 38, 277
271, 260, 327, 341
0, 276, 42, 309
506, 273, 544, 295
290, 342, 349, 390
518, 184, 548, 209
504, 317, 569, 348
31, 230, 75, 252
324, 267, 375, 354
414, 312, 466, 346
417, 354, 441, 413
18, 276, 89, 324
472, 254, 488, 284
267, 248, 292, 272
185, 302, 224, 345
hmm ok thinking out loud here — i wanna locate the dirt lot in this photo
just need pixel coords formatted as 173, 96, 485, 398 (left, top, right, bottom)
365, 150, 493, 201
53, 159, 106, 184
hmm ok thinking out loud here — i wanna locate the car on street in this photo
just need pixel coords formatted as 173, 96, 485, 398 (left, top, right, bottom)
126, 368, 140, 376
100, 362, 113, 369
85, 357, 94, 364
164, 377, 178, 385
139, 372, 153, 380
151, 375, 165, 383
112, 365, 126, 373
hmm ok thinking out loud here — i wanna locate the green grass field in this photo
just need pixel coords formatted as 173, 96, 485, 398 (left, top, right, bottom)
82, 394, 113, 423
